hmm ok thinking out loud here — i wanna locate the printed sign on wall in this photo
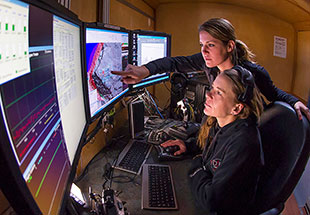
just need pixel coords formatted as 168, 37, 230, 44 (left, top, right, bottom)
273, 36, 287, 58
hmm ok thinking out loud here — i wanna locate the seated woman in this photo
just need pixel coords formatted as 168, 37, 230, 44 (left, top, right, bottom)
163, 66, 264, 215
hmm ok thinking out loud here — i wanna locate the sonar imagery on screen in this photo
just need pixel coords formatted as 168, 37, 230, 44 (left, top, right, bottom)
85, 27, 129, 119
88, 43, 123, 101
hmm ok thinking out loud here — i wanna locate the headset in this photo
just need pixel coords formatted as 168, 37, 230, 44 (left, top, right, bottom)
232, 65, 255, 105
170, 72, 188, 95
170, 72, 188, 111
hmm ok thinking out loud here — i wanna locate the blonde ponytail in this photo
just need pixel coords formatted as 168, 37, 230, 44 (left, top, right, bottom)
197, 116, 216, 149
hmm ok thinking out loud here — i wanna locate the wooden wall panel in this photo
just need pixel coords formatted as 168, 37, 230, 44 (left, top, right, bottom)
70, 0, 97, 22
110, 0, 154, 30
144, 0, 310, 24
126, 0, 154, 16
153, 2, 296, 106
293, 31, 310, 101
294, 21, 310, 32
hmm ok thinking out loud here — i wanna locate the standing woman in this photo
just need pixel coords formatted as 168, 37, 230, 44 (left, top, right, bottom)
112, 18, 310, 120
187, 66, 264, 215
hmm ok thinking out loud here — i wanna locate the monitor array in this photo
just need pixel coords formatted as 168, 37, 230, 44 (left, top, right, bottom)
0, 0, 170, 214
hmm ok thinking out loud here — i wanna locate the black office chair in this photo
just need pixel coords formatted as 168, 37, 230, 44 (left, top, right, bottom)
254, 101, 310, 215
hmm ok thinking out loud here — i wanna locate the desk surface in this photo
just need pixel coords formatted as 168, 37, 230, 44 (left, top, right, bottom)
77, 139, 205, 215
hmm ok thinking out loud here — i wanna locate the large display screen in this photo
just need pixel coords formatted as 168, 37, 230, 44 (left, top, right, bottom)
53, 15, 86, 163
0, 0, 86, 214
137, 35, 167, 66
131, 31, 171, 89
85, 26, 129, 121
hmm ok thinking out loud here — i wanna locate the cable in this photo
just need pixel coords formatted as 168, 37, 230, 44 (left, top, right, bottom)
109, 159, 116, 189
102, 152, 139, 191
187, 102, 196, 122
85, 112, 107, 145
147, 90, 160, 106
145, 89, 164, 119
102, 174, 138, 189
74, 146, 107, 183
144, 102, 154, 116
75, 135, 126, 183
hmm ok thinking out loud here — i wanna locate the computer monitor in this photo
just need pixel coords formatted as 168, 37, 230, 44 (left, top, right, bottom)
0, 0, 87, 214
84, 23, 129, 122
130, 30, 171, 89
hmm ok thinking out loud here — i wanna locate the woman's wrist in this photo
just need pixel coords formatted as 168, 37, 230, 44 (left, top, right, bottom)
141, 66, 150, 77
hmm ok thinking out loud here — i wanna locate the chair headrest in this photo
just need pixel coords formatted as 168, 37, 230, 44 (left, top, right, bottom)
255, 101, 310, 213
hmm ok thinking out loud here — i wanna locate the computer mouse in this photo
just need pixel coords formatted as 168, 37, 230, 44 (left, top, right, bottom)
160, 131, 169, 141
164, 145, 180, 155
156, 145, 184, 161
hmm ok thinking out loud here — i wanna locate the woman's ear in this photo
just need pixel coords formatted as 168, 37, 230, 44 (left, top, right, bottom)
231, 103, 244, 115
227, 40, 235, 53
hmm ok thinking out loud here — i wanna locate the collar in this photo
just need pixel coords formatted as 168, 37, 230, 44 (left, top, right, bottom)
217, 114, 257, 136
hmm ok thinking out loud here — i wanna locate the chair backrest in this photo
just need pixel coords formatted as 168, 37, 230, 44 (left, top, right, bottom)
254, 101, 310, 213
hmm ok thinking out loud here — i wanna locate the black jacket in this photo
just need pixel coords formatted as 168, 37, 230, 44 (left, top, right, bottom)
144, 52, 299, 107
188, 116, 263, 215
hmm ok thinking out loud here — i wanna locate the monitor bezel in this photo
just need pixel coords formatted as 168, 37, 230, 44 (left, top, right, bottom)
0, 0, 88, 214
129, 29, 171, 90
82, 22, 130, 124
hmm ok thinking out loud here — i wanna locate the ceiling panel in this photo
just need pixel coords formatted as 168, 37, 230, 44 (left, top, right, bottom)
143, 0, 310, 24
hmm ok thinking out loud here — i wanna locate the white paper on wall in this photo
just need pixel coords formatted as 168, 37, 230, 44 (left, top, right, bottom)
273, 36, 287, 58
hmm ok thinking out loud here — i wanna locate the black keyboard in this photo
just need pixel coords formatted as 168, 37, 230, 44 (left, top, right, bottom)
141, 164, 178, 210
113, 140, 152, 175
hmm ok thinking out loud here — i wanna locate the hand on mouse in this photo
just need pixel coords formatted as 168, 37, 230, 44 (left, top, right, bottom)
161, 139, 187, 156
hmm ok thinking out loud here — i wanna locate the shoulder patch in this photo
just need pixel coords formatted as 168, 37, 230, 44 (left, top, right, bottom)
210, 159, 221, 171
